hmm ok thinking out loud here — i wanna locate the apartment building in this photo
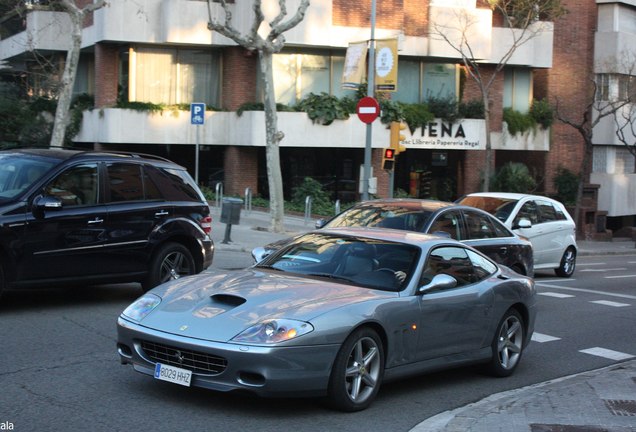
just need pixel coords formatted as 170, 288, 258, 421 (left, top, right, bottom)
0, 0, 634, 234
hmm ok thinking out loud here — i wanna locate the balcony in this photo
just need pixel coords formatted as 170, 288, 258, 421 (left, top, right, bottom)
0, 10, 70, 59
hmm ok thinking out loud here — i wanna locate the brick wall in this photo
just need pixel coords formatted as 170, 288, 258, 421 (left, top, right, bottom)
222, 47, 258, 111
333, 0, 405, 31
94, 43, 119, 108
537, 0, 597, 195
223, 147, 259, 196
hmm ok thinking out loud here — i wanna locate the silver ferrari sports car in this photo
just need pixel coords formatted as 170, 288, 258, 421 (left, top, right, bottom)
117, 227, 536, 411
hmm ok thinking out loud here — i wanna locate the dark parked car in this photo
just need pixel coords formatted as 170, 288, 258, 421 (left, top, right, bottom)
253, 199, 534, 277
118, 228, 536, 411
0, 148, 214, 301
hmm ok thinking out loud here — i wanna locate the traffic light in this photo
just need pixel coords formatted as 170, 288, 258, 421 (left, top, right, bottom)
382, 148, 395, 170
390, 121, 407, 154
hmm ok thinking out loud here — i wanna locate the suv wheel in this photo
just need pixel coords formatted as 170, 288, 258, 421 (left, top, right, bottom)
143, 242, 195, 291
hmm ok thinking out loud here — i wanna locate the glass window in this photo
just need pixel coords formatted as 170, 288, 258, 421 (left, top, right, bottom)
107, 163, 144, 202
131, 47, 220, 106
422, 63, 457, 102
394, 59, 421, 103
464, 210, 510, 239
420, 246, 475, 288
466, 249, 497, 281
429, 211, 462, 240
45, 164, 98, 207
146, 166, 203, 202
504, 67, 532, 113
536, 200, 557, 222
514, 201, 539, 225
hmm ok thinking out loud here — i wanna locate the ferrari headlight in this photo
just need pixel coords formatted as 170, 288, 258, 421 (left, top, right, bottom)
122, 293, 161, 322
232, 319, 314, 344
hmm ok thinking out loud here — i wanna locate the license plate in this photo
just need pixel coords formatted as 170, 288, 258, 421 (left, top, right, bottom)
154, 363, 192, 387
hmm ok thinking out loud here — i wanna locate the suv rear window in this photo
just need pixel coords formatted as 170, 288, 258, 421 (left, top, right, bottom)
146, 166, 204, 202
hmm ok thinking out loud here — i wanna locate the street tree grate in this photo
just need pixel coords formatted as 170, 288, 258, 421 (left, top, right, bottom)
603, 399, 636, 417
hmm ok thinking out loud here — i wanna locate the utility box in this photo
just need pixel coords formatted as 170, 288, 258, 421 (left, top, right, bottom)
220, 197, 243, 225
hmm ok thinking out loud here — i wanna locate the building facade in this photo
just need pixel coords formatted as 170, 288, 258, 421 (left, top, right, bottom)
1, 0, 634, 234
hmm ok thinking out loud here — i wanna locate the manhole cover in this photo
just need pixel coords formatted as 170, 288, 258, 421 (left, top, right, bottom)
604, 399, 636, 416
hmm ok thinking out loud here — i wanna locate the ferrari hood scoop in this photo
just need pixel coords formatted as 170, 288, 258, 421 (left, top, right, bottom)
210, 294, 246, 307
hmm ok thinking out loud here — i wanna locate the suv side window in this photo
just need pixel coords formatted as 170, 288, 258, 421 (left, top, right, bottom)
106, 163, 144, 202
145, 166, 203, 201
514, 201, 539, 225
536, 199, 557, 222
45, 163, 98, 207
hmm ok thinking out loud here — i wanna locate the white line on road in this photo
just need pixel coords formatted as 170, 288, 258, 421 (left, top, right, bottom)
531, 333, 561, 343
577, 262, 607, 266
536, 283, 636, 300
605, 274, 636, 279
579, 347, 634, 361
538, 292, 575, 298
536, 279, 577, 283
590, 300, 631, 307
578, 268, 627, 272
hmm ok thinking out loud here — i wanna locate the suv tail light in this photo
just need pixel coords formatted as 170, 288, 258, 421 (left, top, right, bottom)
200, 216, 212, 234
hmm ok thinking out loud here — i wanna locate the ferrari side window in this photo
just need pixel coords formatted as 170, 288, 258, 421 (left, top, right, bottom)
420, 246, 476, 288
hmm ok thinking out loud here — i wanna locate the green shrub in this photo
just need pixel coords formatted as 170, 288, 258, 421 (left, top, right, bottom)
491, 162, 537, 193
530, 98, 554, 129
296, 92, 351, 125
553, 167, 579, 205
291, 177, 331, 211
503, 107, 536, 135
458, 99, 485, 119
427, 97, 459, 122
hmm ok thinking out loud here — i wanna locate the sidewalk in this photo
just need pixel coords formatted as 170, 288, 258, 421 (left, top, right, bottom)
211, 208, 636, 432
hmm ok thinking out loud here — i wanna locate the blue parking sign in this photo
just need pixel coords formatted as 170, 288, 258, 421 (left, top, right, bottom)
190, 103, 205, 125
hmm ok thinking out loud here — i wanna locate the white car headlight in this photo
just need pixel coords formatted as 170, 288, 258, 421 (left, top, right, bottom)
122, 293, 162, 322
232, 319, 314, 344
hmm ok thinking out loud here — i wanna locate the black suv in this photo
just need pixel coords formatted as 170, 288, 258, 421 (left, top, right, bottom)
0, 148, 214, 300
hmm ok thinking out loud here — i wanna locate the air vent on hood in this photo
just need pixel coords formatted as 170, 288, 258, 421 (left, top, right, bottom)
211, 294, 246, 307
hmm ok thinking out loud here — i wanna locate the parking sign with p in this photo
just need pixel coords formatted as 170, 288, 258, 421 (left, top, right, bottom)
190, 103, 205, 125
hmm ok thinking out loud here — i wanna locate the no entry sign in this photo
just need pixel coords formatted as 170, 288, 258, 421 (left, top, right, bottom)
356, 97, 380, 124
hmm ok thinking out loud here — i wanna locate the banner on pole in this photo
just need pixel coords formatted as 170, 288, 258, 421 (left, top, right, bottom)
375, 38, 398, 92
341, 41, 368, 90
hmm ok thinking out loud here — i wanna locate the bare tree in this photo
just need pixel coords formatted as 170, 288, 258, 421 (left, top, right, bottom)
555, 81, 632, 228
49, 0, 106, 148
206, 0, 310, 233
429, 0, 565, 191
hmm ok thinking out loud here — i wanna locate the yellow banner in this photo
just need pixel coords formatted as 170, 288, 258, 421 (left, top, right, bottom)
375, 38, 398, 92
341, 41, 368, 90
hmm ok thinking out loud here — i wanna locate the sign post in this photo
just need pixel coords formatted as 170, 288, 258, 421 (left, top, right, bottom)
356, 97, 380, 124
190, 103, 205, 184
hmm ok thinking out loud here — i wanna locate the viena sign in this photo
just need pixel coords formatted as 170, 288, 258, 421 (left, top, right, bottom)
400, 119, 486, 150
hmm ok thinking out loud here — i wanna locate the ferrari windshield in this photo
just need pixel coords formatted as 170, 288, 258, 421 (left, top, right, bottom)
257, 233, 420, 292
0, 154, 56, 203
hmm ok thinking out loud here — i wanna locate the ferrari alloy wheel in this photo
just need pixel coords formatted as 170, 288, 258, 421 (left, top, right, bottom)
143, 243, 195, 291
555, 247, 576, 277
328, 327, 385, 412
488, 309, 524, 377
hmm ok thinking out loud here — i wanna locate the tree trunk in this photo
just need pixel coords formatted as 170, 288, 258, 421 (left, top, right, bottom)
482, 92, 493, 192
50, 7, 82, 148
258, 50, 285, 233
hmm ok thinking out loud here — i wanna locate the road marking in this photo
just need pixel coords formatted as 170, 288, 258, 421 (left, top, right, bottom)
578, 268, 627, 272
532, 332, 561, 343
537, 279, 577, 283
590, 300, 631, 307
605, 274, 636, 279
538, 292, 575, 298
579, 347, 634, 361
537, 283, 636, 300
577, 262, 607, 266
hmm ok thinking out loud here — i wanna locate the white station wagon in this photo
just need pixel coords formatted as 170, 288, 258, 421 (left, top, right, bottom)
458, 192, 578, 277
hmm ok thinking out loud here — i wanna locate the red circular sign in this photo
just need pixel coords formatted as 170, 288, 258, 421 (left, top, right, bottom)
356, 97, 380, 124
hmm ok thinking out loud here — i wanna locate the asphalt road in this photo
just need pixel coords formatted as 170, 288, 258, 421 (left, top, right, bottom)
0, 254, 635, 432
